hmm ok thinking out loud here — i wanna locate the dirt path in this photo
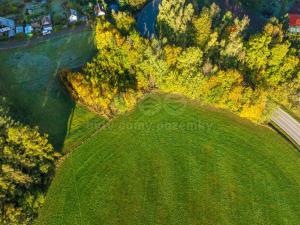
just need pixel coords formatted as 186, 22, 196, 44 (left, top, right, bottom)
0, 24, 92, 50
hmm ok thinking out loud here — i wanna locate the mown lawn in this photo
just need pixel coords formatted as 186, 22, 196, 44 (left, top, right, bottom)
63, 105, 107, 153
35, 93, 300, 225
0, 31, 100, 149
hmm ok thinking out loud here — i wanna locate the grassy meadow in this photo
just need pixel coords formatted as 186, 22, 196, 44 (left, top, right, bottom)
0, 31, 101, 149
0, 16, 299, 225
35, 94, 300, 225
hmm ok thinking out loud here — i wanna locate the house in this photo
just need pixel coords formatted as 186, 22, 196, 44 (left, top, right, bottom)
288, 1, 300, 34
95, 3, 105, 16
69, 9, 78, 23
0, 17, 15, 38
31, 21, 42, 32
25, 25, 33, 36
15, 26, 24, 34
41, 15, 52, 27
26, 8, 34, 15
41, 15, 53, 35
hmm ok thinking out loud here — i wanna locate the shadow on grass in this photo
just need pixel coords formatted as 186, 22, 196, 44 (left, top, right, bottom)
0, 76, 75, 151
0, 30, 96, 151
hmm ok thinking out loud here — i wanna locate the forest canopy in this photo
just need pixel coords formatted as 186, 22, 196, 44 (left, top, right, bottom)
62, 1, 299, 122
0, 98, 60, 225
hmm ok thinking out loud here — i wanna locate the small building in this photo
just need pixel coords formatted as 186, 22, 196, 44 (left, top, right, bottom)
26, 8, 34, 15
69, 9, 78, 23
41, 15, 53, 35
0, 17, 15, 38
95, 3, 105, 16
15, 26, 24, 34
31, 21, 42, 32
41, 15, 52, 27
289, 14, 300, 34
25, 25, 33, 36
288, 1, 300, 34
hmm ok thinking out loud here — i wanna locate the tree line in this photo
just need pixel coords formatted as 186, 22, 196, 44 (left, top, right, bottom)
62, 0, 299, 122
0, 97, 60, 225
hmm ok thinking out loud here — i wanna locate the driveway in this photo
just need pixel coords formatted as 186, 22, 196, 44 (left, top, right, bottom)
271, 108, 300, 147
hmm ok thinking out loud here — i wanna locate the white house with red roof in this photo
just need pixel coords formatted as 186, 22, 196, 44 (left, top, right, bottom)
289, 2, 300, 34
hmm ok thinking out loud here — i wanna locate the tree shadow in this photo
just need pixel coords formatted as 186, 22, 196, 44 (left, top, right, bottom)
136, 0, 161, 38
0, 29, 96, 151
0, 75, 75, 151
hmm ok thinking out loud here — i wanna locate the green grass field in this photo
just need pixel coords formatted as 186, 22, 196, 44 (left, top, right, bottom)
35, 94, 300, 225
63, 105, 107, 153
0, 31, 98, 149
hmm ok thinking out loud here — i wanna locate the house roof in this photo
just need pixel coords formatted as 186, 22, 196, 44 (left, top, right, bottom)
0, 17, 15, 28
16, 26, 24, 33
95, 3, 105, 16
70, 9, 78, 16
41, 15, 52, 26
0, 26, 11, 33
0, 17, 15, 37
289, 13, 300, 26
25, 25, 32, 34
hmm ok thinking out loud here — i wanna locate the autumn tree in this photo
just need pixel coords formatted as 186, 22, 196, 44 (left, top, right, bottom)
112, 11, 136, 35
157, 0, 195, 46
192, 3, 220, 47
62, 3, 300, 122
119, 0, 149, 11
0, 98, 60, 225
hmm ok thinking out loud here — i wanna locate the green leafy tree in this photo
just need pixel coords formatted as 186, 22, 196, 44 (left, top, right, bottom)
63, 3, 300, 123
157, 0, 195, 45
112, 11, 136, 35
0, 98, 60, 225
192, 3, 220, 47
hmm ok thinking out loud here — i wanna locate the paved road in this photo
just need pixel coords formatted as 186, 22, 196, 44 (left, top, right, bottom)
271, 108, 300, 147
0, 24, 91, 50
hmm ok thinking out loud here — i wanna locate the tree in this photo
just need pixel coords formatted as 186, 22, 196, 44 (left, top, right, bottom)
157, 0, 195, 46
246, 21, 299, 87
63, 19, 152, 116
0, 98, 60, 225
192, 3, 220, 47
265, 42, 299, 86
62, 4, 300, 123
119, 0, 149, 11
112, 11, 136, 35
245, 33, 272, 82
193, 7, 212, 47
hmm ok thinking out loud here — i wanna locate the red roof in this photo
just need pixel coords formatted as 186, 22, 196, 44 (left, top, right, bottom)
289, 13, 300, 26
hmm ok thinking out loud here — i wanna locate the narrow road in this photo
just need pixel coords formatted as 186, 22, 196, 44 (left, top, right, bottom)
0, 24, 91, 50
2, 0, 160, 49
271, 108, 300, 147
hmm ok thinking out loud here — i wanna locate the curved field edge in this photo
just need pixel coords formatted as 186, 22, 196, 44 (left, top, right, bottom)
0, 30, 96, 149
35, 93, 300, 225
